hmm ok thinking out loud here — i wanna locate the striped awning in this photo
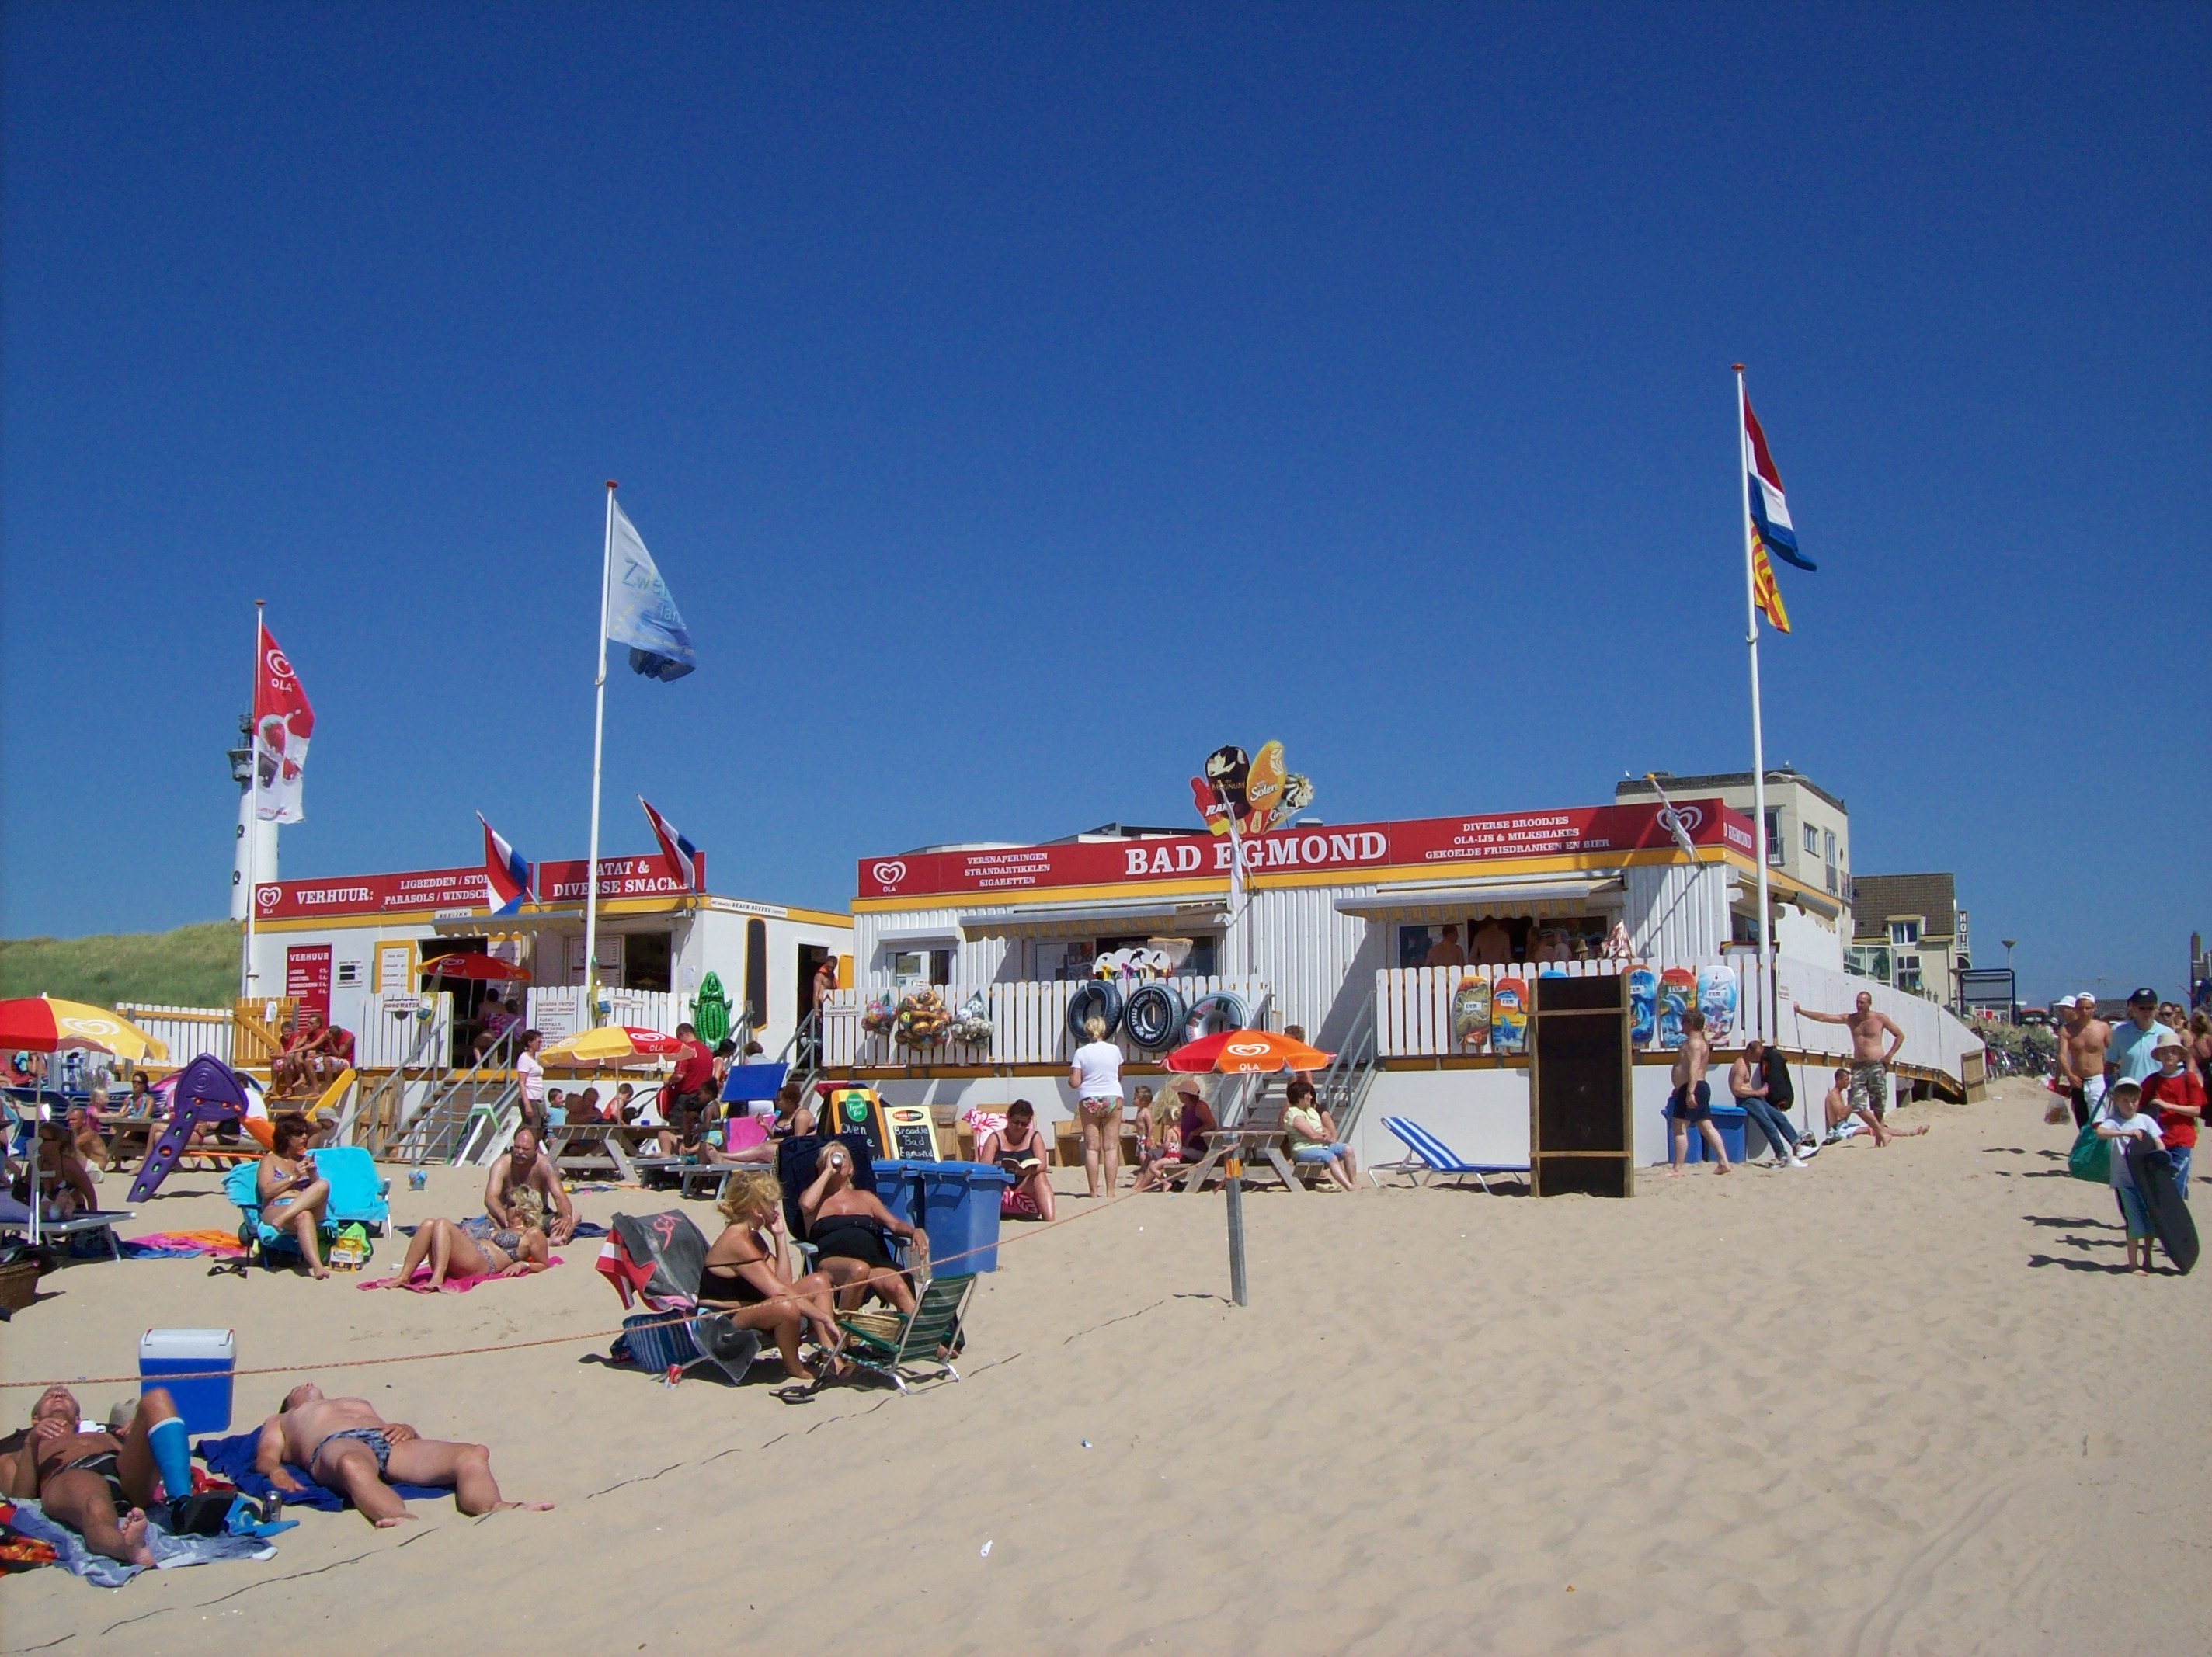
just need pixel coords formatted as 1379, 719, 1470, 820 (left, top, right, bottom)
957, 896, 1229, 939
1332, 877, 1622, 923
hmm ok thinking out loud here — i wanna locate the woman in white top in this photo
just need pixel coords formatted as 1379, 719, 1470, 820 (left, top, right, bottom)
1068, 1016, 1125, 1198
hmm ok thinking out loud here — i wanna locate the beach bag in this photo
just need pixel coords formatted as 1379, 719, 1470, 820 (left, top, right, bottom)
2067, 1121, 2110, 1185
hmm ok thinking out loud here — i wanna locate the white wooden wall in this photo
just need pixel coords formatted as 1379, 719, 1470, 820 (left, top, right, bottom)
353, 992, 454, 1068
525, 987, 684, 1045
1373, 957, 1984, 1081
117, 1004, 233, 1067
822, 975, 1271, 1068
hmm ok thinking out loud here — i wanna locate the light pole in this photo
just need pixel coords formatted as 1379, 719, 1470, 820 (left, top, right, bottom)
2002, 939, 2018, 1022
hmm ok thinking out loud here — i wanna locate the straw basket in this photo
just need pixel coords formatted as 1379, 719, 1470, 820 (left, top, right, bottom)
0, 1259, 45, 1313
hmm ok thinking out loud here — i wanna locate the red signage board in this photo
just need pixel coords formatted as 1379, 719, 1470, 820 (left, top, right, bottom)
252, 853, 694, 921
858, 801, 1753, 901
286, 945, 332, 1032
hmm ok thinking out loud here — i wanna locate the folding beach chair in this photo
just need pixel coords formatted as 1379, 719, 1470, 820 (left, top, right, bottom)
1374, 1117, 1530, 1193
223, 1147, 391, 1269
0, 1195, 134, 1263
836, 1273, 976, 1395
596, 1209, 764, 1387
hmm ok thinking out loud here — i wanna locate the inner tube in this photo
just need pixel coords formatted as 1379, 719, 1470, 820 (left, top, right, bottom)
1183, 992, 1246, 1044
1122, 984, 1188, 1051
1066, 981, 1125, 1044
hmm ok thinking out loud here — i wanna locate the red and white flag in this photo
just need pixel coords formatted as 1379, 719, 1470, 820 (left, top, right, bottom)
252, 619, 315, 824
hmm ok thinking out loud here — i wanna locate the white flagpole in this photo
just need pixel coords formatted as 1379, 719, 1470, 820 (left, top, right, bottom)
583, 483, 617, 1030
241, 599, 265, 1001
1734, 366, 1773, 989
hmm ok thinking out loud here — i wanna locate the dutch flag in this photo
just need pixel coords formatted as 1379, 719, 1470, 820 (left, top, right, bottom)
1744, 396, 1816, 571
639, 797, 703, 891
478, 814, 534, 914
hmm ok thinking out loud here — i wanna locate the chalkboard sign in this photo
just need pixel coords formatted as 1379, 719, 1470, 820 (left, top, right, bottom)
823, 1086, 888, 1159
881, 1103, 941, 1162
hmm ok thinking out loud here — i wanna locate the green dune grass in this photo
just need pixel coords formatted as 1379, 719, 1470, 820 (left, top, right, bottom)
0, 921, 240, 1009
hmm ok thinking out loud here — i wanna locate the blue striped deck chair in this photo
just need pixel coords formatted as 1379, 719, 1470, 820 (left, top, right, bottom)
1376, 1117, 1530, 1193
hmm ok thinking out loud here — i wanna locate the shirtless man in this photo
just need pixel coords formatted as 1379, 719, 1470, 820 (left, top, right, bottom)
1667, 1009, 1731, 1174
1423, 924, 1468, 969
482, 1127, 576, 1243
253, 1383, 551, 1526
2060, 993, 2112, 1128
1793, 991, 1904, 1127
5, 1386, 196, 1566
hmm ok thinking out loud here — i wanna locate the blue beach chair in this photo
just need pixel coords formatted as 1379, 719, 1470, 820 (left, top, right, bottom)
1375, 1117, 1530, 1193
224, 1147, 391, 1269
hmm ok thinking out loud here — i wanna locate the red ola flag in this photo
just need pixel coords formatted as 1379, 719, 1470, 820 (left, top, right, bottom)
252, 620, 315, 823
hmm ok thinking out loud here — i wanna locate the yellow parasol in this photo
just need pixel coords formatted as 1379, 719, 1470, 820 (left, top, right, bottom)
40, 997, 169, 1062
539, 1024, 684, 1068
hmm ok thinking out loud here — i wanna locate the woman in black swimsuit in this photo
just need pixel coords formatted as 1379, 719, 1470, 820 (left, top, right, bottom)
977, 1098, 1056, 1221
699, 1169, 848, 1385
799, 1140, 927, 1313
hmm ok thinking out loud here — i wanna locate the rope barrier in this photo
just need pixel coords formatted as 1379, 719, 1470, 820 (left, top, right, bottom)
2, 1171, 1150, 1393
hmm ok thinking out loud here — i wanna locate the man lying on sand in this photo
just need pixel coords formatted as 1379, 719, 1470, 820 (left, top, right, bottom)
3, 1386, 197, 1565
254, 1383, 551, 1526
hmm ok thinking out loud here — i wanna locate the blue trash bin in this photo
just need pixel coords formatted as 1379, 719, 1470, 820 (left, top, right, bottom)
871, 1159, 920, 1227
1663, 1100, 1748, 1164
904, 1161, 1014, 1273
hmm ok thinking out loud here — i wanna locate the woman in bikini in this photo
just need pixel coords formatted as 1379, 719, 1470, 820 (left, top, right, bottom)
977, 1098, 1056, 1220
1129, 1086, 1188, 1193
256, 1113, 332, 1278
382, 1214, 549, 1291
698, 1169, 850, 1391
798, 1141, 927, 1313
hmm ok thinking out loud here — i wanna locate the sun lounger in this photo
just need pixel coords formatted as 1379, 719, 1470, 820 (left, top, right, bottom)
0, 1196, 134, 1263
1373, 1117, 1530, 1193
836, 1272, 976, 1395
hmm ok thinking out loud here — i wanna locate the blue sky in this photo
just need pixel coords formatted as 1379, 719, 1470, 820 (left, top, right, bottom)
2, 3, 2205, 1003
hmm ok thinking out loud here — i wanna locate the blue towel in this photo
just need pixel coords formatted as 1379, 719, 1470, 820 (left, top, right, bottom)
6, 1499, 274, 1589
194, 1431, 446, 1511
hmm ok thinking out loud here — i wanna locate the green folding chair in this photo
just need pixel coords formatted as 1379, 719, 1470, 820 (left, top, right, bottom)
836, 1273, 976, 1395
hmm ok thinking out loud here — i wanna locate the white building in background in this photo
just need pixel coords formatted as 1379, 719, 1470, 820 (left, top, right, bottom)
245, 849, 849, 1063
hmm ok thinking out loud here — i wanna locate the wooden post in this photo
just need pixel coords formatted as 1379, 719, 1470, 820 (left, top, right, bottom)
1224, 1151, 1248, 1306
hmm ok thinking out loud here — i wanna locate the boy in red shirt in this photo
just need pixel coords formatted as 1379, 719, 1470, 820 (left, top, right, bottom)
2141, 1033, 2203, 1193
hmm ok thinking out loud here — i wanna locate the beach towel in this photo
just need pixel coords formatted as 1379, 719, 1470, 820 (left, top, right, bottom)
120, 1228, 249, 1259
358, 1255, 564, 1293
193, 1432, 446, 1513
3, 1499, 275, 1589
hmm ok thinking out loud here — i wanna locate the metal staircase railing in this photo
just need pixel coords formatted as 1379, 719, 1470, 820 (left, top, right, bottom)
355, 1006, 447, 1153
1315, 991, 1382, 1145
777, 1007, 823, 1099
393, 1027, 522, 1165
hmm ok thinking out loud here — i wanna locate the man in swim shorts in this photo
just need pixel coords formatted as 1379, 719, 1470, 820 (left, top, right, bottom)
1666, 1009, 1731, 1174
4, 1385, 197, 1565
1792, 990, 1904, 1124
253, 1382, 551, 1527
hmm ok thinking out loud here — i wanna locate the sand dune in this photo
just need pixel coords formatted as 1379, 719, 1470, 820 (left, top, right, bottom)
5, 1078, 2206, 1655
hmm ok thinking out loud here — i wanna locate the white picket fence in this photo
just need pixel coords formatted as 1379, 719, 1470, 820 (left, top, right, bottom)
1375, 957, 1983, 1082
117, 1003, 233, 1067
353, 992, 454, 1069
523, 987, 686, 1048
823, 976, 1272, 1068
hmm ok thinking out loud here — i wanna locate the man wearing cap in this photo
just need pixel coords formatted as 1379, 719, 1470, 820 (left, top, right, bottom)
2059, 994, 2111, 1128
2105, 989, 2177, 1096
2138, 1030, 2203, 1194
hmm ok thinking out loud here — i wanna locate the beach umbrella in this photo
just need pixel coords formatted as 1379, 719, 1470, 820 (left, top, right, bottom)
419, 953, 531, 983
0, 996, 169, 1062
1163, 1029, 1332, 1075
540, 1025, 684, 1067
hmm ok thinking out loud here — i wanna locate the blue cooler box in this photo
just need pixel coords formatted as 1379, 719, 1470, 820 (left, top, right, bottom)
1663, 1102, 1748, 1164
140, 1328, 235, 1434
913, 1161, 1014, 1274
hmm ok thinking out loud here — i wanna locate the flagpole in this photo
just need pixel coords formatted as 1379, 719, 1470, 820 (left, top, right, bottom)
1734, 366, 1773, 992
241, 599, 266, 1001
583, 483, 617, 1030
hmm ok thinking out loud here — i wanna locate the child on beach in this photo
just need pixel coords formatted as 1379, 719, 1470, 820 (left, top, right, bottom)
2139, 1033, 2203, 1194
2095, 1080, 2164, 1274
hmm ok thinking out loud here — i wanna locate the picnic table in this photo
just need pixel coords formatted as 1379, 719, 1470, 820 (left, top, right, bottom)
96, 1113, 162, 1172
544, 1119, 650, 1183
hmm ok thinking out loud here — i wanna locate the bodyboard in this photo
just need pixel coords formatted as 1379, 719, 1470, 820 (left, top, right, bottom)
1628, 966, 1657, 1047
1657, 967, 1696, 1051
1491, 977, 1529, 1057
2130, 1140, 2199, 1274
1452, 975, 1491, 1054
1697, 964, 1738, 1046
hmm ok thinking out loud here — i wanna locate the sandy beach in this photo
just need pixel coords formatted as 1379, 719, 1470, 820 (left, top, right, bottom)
4, 1076, 2206, 1655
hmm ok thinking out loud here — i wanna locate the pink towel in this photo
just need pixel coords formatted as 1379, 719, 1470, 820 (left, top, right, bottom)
359, 1256, 563, 1293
